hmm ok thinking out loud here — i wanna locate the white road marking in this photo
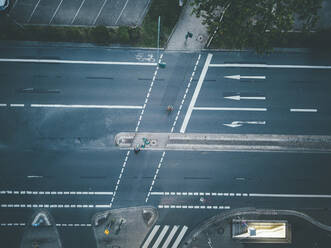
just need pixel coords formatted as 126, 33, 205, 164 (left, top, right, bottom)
115, 0, 129, 25
110, 54, 164, 208
27, 175, 43, 178
224, 95, 266, 101
95, 204, 111, 208
225, 75, 266, 80
56, 223, 92, 227
10, 104, 24, 107
0, 190, 113, 195
250, 193, 331, 198
162, 225, 179, 248
0, 223, 25, 227
158, 205, 230, 210
290, 108, 318, 112
0, 204, 100, 208
93, 0, 108, 25
49, 0, 64, 24
181, 53, 213, 133
27, 0, 41, 23
193, 107, 267, 111
210, 64, 331, 69
30, 104, 142, 109
71, 0, 86, 24
0, 58, 156, 66
0, 104, 7, 107
152, 225, 169, 248
223, 121, 266, 128
10, 0, 20, 12
142, 225, 160, 248
171, 226, 188, 248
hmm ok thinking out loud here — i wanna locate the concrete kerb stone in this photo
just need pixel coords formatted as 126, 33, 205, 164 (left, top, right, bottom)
115, 132, 331, 153
181, 208, 331, 248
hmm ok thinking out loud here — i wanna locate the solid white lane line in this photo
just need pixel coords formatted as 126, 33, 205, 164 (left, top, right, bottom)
10, 104, 24, 107
93, 192, 113, 195
210, 64, 331, 69
115, 0, 129, 25
171, 226, 188, 248
30, 104, 142, 109
290, 108, 317, 112
95, 205, 111, 208
71, 0, 86, 24
49, 0, 64, 24
0, 190, 112, 195
152, 225, 169, 248
250, 193, 331, 198
180, 54, 213, 133
0, 58, 156, 66
93, 0, 108, 25
27, 0, 41, 23
0, 104, 7, 107
193, 107, 267, 111
142, 225, 160, 248
162, 226, 179, 248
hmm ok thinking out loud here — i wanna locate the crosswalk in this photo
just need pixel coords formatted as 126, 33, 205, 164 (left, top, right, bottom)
142, 225, 188, 248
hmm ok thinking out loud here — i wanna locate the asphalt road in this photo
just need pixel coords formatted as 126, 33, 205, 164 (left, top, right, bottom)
0, 42, 331, 247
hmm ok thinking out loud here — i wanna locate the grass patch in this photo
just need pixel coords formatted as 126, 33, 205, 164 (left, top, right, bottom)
0, 0, 185, 47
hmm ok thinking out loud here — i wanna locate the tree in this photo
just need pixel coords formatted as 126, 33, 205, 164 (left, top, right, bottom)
192, 0, 322, 53
90, 25, 110, 44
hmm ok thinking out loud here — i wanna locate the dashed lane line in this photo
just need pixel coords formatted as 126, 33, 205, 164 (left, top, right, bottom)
0, 204, 110, 208
30, 104, 142, 109
290, 108, 318, 112
151, 192, 331, 199
10, 104, 24, 107
158, 205, 230, 210
1, 223, 91, 227
0, 58, 157, 66
0, 190, 113, 195
145, 54, 202, 204
110, 54, 164, 208
180, 54, 213, 133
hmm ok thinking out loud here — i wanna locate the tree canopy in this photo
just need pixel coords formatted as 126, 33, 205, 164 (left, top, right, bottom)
192, 0, 322, 53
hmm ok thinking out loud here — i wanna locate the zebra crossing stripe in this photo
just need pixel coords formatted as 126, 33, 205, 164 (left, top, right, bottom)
152, 225, 169, 248
171, 226, 188, 248
162, 225, 179, 248
142, 225, 160, 248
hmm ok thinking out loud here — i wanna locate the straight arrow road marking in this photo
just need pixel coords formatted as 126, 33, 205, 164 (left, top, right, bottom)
225, 75, 266, 80
193, 107, 267, 111
224, 95, 266, 100
223, 121, 266, 128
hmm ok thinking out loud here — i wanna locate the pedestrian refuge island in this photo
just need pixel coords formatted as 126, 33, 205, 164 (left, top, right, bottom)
232, 219, 291, 243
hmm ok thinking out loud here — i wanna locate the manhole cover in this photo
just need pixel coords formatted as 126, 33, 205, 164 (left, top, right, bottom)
151, 140, 157, 145
198, 35, 204, 42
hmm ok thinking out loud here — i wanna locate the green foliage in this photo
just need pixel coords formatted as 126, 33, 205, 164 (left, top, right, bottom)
116, 26, 130, 43
192, 0, 323, 53
89, 25, 110, 43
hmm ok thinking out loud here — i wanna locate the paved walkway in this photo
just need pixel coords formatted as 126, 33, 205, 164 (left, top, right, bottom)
166, 0, 208, 51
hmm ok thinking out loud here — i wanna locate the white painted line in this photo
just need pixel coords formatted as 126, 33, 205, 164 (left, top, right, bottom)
142, 225, 160, 248
10, 104, 24, 107
93, 0, 108, 25
181, 54, 213, 133
250, 193, 331, 198
171, 226, 188, 248
0, 104, 7, 107
152, 225, 169, 248
162, 225, 179, 248
95, 205, 111, 208
194, 107, 267, 111
27, 0, 41, 23
115, 0, 129, 25
290, 108, 317, 112
210, 64, 331, 69
225, 75, 266, 80
71, 0, 86, 24
30, 104, 142, 109
224, 95, 266, 101
94, 192, 113, 195
49, 0, 64, 24
0, 58, 157, 66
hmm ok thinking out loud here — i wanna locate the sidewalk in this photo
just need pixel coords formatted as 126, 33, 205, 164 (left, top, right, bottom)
166, 0, 208, 51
